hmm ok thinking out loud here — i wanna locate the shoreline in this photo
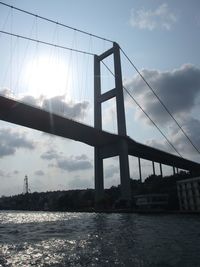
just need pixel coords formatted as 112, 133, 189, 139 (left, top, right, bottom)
1, 208, 200, 215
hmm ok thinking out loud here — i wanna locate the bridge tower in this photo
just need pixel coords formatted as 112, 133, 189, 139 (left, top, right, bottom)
94, 42, 131, 204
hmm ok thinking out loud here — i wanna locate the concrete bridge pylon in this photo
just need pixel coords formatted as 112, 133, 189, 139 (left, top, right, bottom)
94, 42, 131, 204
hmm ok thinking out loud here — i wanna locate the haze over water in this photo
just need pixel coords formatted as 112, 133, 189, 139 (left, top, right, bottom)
0, 211, 200, 266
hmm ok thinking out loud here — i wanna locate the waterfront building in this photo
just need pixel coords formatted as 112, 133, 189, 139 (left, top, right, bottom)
134, 194, 169, 210
177, 177, 200, 212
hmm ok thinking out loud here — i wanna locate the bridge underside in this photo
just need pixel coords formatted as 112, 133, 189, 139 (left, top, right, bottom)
0, 95, 200, 172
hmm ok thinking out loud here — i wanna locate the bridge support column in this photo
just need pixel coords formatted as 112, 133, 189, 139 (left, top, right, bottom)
160, 163, 163, 177
94, 42, 131, 205
94, 147, 104, 203
119, 140, 131, 200
138, 157, 142, 182
152, 161, 155, 176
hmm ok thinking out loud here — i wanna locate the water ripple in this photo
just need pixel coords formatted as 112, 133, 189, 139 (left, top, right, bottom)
0, 211, 200, 266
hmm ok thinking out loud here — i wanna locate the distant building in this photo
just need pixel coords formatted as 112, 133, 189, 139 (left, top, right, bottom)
134, 194, 169, 210
177, 177, 200, 212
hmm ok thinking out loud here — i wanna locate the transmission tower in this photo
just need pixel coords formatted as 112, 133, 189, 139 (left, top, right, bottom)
23, 175, 30, 194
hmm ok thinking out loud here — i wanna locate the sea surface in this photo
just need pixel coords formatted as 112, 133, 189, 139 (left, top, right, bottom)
0, 211, 200, 266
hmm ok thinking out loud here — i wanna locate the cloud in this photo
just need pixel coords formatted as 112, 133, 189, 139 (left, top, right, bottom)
125, 64, 200, 157
105, 164, 119, 179
20, 95, 40, 106
0, 88, 15, 98
41, 149, 92, 172
1, 90, 89, 122
102, 103, 118, 134
0, 128, 35, 158
130, 3, 177, 30
0, 169, 21, 179
35, 170, 45, 176
41, 149, 61, 160
146, 117, 200, 158
0, 170, 11, 178
178, 118, 200, 152
75, 154, 88, 160
42, 95, 89, 120
56, 157, 92, 172
68, 175, 93, 189
125, 64, 200, 125
166, 118, 200, 155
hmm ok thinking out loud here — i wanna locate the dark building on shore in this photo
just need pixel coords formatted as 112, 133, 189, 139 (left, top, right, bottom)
177, 177, 200, 212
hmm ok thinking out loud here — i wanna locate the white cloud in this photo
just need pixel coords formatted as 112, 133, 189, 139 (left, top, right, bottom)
147, 117, 200, 156
0, 88, 15, 98
41, 149, 61, 160
21, 95, 40, 106
42, 95, 89, 120
0, 89, 90, 122
56, 157, 92, 172
0, 170, 11, 178
67, 175, 93, 189
41, 149, 92, 172
125, 64, 200, 125
125, 64, 200, 157
0, 128, 35, 158
130, 4, 177, 31
34, 170, 45, 176
105, 164, 119, 179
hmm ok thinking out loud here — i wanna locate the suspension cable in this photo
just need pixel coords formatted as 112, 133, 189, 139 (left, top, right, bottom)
0, 1, 113, 43
120, 47, 200, 155
102, 61, 183, 158
0, 30, 95, 56
1, 1, 198, 155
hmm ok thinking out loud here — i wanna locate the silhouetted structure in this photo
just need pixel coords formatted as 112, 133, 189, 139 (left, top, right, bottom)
0, 43, 200, 206
23, 175, 30, 194
177, 176, 200, 211
94, 43, 131, 203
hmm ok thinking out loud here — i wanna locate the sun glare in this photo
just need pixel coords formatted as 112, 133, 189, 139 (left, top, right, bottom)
23, 55, 71, 98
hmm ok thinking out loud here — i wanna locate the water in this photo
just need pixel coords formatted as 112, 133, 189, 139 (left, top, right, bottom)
0, 211, 200, 266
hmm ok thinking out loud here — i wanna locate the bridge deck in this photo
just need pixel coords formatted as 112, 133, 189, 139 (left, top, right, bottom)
0, 95, 200, 171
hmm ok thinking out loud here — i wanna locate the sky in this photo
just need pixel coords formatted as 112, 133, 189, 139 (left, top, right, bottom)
0, 0, 200, 196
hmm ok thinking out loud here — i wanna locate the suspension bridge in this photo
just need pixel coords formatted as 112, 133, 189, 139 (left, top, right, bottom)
0, 2, 200, 203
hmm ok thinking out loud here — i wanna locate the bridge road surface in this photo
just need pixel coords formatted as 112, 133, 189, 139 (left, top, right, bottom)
0, 95, 200, 172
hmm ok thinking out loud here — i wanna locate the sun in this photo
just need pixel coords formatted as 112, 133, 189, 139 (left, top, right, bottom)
23, 54, 71, 98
